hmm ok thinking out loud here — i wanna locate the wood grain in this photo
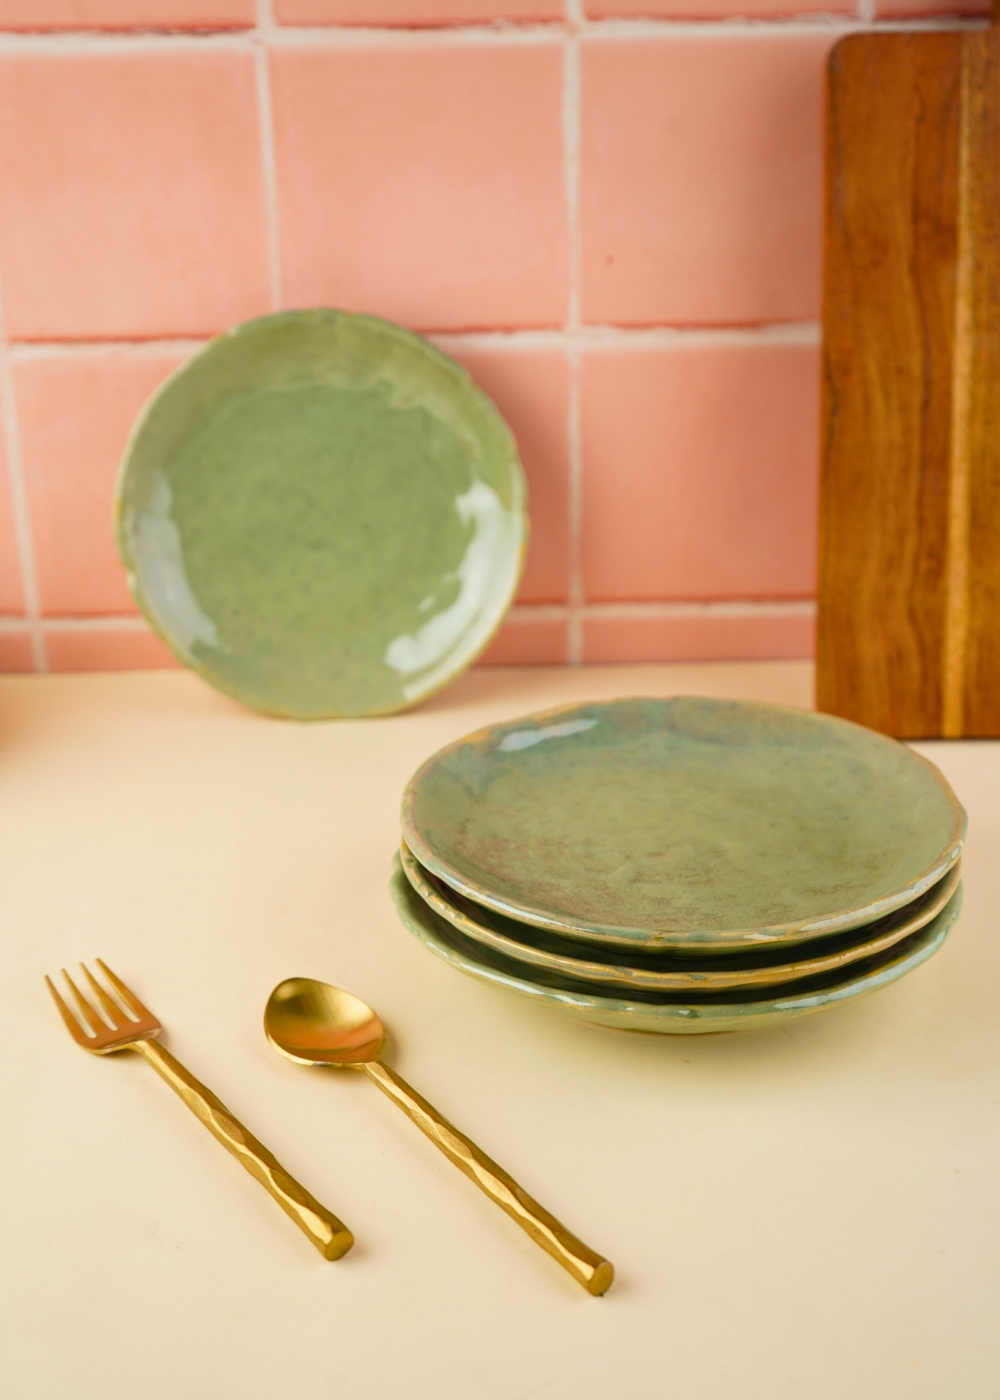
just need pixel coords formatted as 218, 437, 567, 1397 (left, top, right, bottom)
817, 28, 1000, 738
958, 31, 1000, 736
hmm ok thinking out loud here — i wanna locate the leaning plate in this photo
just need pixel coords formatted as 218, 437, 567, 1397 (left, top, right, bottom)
399, 841, 962, 993
115, 310, 527, 719
390, 858, 962, 1035
401, 697, 966, 950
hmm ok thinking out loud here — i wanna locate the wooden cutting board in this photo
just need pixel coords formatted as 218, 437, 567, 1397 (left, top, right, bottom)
817, 10, 1000, 738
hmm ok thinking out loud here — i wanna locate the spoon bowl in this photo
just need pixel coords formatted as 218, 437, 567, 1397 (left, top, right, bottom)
265, 978, 385, 1067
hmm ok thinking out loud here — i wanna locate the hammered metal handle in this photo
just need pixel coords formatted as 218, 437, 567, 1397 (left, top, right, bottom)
134, 1039, 354, 1260
363, 1059, 613, 1295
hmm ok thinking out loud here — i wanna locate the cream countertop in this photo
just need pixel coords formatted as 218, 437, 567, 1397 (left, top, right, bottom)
1, 662, 997, 1399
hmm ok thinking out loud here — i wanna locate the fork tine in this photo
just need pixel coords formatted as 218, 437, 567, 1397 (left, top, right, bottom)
95, 959, 152, 1022
45, 974, 91, 1043
59, 968, 105, 1035
81, 963, 127, 1028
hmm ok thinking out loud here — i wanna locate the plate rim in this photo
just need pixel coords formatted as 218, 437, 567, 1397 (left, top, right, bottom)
401, 695, 967, 948
113, 307, 529, 720
389, 857, 962, 1030
399, 840, 963, 993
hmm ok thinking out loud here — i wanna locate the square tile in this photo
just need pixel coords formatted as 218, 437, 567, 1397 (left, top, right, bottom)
0, 434, 25, 614
271, 44, 568, 331
0, 52, 270, 340
477, 612, 567, 663
15, 351, 189, 614
0, 629, 33, 671
581, 341, 820, 600
583, 609, 815, 662
0, 1, 253, 26
442, 344, 570, 603
275, 0, 561, 20
44, 624, 178, 672
580, 34, 833, 326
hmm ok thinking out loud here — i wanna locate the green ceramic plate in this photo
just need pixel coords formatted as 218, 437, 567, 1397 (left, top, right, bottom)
399, 840, 962, 993
390, 857, 962, 1035
401, 697, 966, 951
115, 310, 527, 718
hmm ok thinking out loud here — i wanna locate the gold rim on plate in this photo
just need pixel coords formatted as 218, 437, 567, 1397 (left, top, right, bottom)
399, 842, 962, 994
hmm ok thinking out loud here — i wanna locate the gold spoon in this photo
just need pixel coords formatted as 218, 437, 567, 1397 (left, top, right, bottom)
264, 978, 614, 1296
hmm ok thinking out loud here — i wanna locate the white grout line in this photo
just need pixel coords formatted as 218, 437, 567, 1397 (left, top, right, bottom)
18, 320, 805, 349
577, 14, 859, 36
507, 604, 570, 622
265, 21, 568, 45
0, 282, 45, 671
0, 26, 565, 56
574, 13, 984, 35
254, 0, 284, 312
0, 31, 256, 55
563, 16, 582, 334
0, 14, 983, 58
563, 3, 584, 666
22, 600, 816, 635
566, 350, 584, 664
423, 322, 828, 360
8, 338, 210, 361
582, 599, 817, 618
22, 323, 821, 361
39, 615, 149, 631
509, 599, 816, 619
565, 321, 823, 347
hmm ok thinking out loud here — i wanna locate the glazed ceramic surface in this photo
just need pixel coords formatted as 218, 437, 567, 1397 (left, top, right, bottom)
390, 858, 962, 1035
115, 311, 527, 719
401, 697, 966, 951
399, 841, 962, 993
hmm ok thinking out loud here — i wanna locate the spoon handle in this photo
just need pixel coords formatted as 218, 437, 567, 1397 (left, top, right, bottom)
134, 1039, 355, 1261
363, 1059, 613, 1295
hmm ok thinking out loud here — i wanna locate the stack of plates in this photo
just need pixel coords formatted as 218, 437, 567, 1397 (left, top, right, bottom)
392, 698, 966, 1034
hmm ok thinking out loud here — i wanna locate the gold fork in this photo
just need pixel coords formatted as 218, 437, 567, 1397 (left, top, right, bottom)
46, 959, 354, 1261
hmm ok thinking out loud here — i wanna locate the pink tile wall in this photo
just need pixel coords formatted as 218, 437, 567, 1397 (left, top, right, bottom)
580, 35, 832, 326
0, 52, 270, 339
581, 341, 820, 602
270, 44, 568, 330
583, 609, 815, 664
14, 352, 188, 613
0, 1, 952, 676
44, 625, 178, 672
0, 430, 24, 615
442, 345, 571, 604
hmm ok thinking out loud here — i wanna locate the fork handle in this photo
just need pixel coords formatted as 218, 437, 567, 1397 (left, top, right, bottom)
363, 1059, 613, 1295
132, 1038, 353, 1261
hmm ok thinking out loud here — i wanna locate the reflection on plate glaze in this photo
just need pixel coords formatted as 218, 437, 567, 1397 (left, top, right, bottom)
133, 479, 219, 653
499, 718, 598, 753
385, 480, 513, 699
115, 311, 528, 719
